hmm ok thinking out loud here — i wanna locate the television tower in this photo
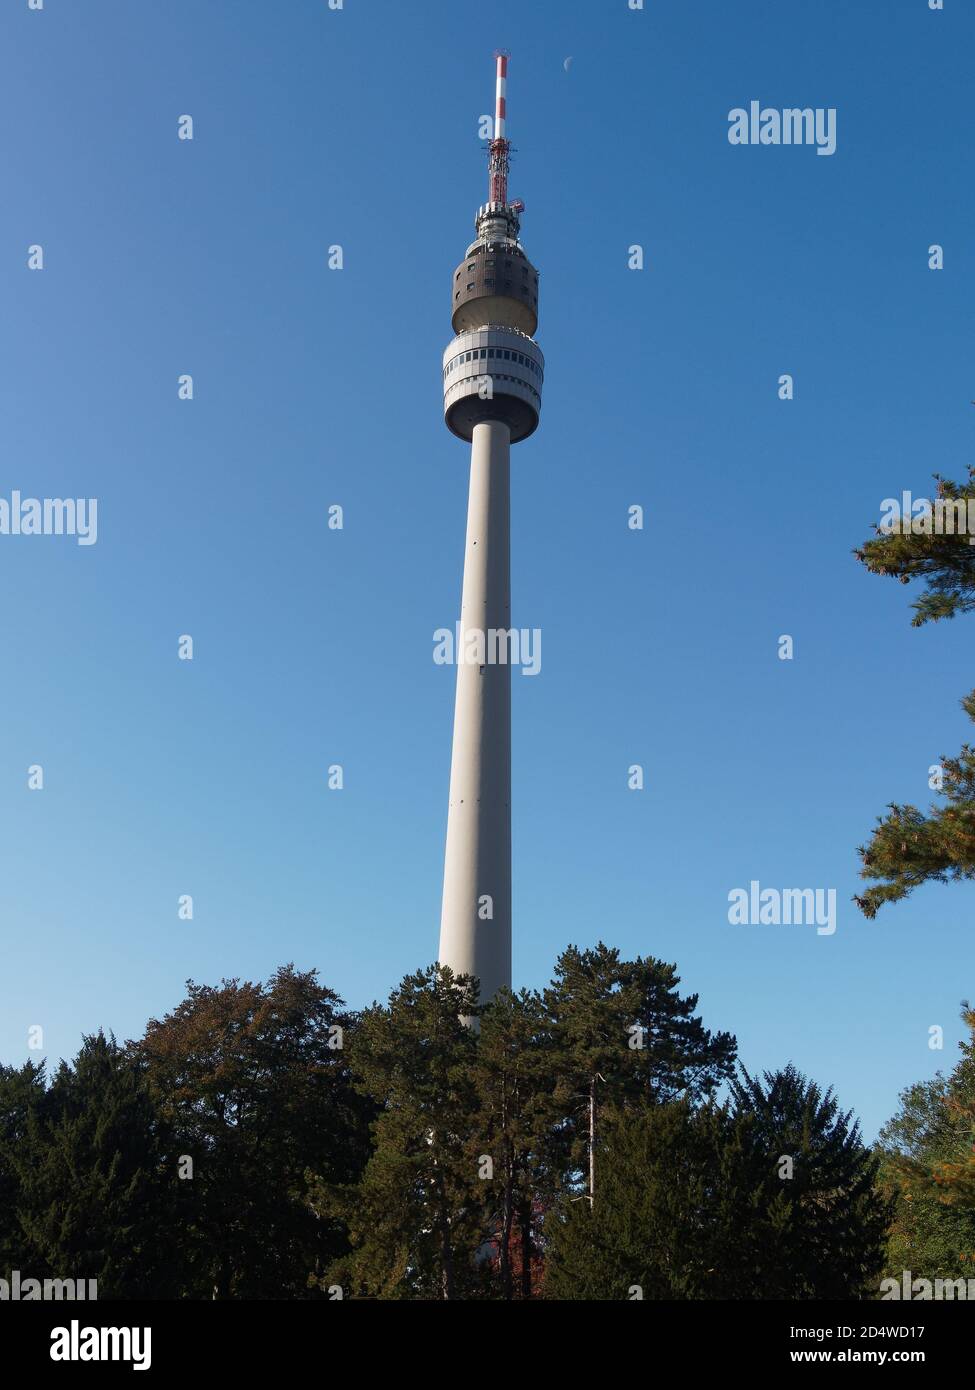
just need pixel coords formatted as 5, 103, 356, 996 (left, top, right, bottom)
438, 53, 544, 1005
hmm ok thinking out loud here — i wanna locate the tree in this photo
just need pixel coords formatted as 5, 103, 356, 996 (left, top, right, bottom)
326, 947, 736, 1299
7, 1034, 182, 1297
878, 1005, 975, 1278
547, 1066, 890, 1301
472, 987, 555, 1298
855, 690, 975, 917
730, 1064, 891, 1298
0, 1059, 48, 1271
855, 468, 975, 627
544, 1101, 759, 1300
542, 943, 736, 1204
0, 946, 897, 1301
317, 965, 483, 1300
855, 469, 975, 915
134, 964, 370, 1298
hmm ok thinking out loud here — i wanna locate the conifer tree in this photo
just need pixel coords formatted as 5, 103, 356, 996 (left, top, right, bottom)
856, 467, 975, 626
546, 1067, 889, 1301
730, 1064, 891, 1298
854, 470, 975, 915
318, 966, 482, 1300
472, 987, 556, 1298
544, 1101, 761, 1300
542, 944, 736, 1204
855, 690, 975, 917
8, 1033, 182, 1297
0, 1059, 47, 1271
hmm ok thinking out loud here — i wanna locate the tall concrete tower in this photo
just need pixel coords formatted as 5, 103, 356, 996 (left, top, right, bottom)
438, 54, 543, 1005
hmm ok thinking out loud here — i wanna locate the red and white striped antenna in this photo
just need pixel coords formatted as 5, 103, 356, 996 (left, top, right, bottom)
488, 50, 511, 207
494, 51, 508, 140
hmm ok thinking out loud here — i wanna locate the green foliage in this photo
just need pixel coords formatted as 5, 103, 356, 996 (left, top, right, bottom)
855, 690, 975, 917
314, 965, 483, 1300
546, 1066, 889, 1301
544, 1101, 760, 1300
0, 969, 370, 1299
854, 472, 975, 915
134, 963, 371, 1299
878, 1006, 975, 1279
855, 468, 975, 626
0, 951, 898, 1302
472, 987, 556, 1299
317, 948, 737, 1300
0, 1059, 46, 1271
731, 1064, 891, 1298
3, 1034, 182, 1297
542, 943, 737, 1195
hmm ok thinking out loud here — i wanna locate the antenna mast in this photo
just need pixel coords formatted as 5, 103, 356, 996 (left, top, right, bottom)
488, 50, 510, 206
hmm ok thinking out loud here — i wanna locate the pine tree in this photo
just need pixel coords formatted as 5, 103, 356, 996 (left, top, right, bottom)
855, 690, 975, 916
855, 467, 975, 626
542, 943, 736, 1204
854, 470, 975, 915
318, 965, 483, 1300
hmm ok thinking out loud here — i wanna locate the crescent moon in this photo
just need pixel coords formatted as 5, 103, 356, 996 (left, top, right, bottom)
564, 56, 573, 72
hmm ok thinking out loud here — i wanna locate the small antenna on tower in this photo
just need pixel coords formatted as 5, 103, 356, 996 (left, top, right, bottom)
489, 50, 511, 207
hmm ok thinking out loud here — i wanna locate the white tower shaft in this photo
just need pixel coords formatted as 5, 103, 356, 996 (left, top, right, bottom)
438, 420, 512, 1002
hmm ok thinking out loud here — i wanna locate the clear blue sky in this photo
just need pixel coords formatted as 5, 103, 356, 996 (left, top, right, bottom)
2, 0, 972, 1140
